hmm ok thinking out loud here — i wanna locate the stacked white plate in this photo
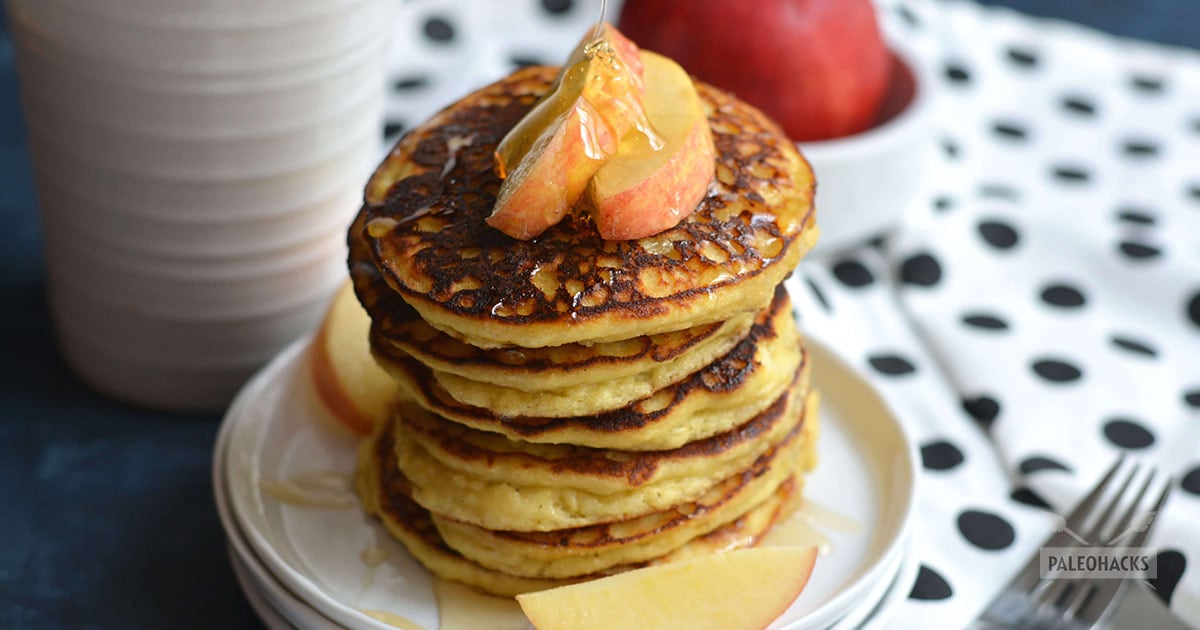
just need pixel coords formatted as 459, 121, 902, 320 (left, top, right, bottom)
214, 330, 920, 629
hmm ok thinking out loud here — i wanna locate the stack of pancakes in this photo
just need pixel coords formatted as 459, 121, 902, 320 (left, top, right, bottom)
349, 65, 819, 597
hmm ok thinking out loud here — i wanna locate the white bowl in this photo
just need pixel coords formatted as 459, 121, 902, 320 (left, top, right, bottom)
798, 42, 935, 256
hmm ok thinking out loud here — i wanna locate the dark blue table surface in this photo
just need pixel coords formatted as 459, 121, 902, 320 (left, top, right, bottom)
1, 2, 1196, 628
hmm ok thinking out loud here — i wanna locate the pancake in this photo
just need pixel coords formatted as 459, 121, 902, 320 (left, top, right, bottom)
390, 380, 806, 532
354, 64, 817, 349
432, 394, 818, 578
356, 419, 803, 597
351, 200, 756, 393
379, 286, 801, 420
371, 307, 754, 392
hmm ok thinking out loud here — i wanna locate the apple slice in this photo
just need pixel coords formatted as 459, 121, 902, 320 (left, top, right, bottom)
588, 51, 715, 240
487, 23, 657, 240
516, 546, 817, 630
309, 281, 397, 435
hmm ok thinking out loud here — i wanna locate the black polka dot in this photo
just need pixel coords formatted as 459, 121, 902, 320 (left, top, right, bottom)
899, 252, 943, 287
805, 277, 831, 313
1040, 283, 1086, 308
957, 509, 1016, 551
895, 4, 921, 28
1110, 334, 1158, 358
978, 220, 1020, 249
540, 0, 574, 15
1118, 241, 1163, 260
1116, 208, 1156, 225
831, 260, 875, 288
979, 183, 1021, 201
422, 16, 456, 43
1130, 74, 1165, 93
941, 137, 961, 159
1061, 95, 1097, 116
1019, 455, 1072, 475
1121, 138, 1160, 158
962, 395, 1001, 429
1005, 47, 1039, 67
944, 61, 971, 84
933, 195, 956, 212
1051, 165, 1091, 183
1181, 467, 1200, 496
1189, 292, 1200, 328
992, 121, 1028, 140
383, 121, 406, 139
1148, 550, 1186, 605
510, 55, 549, 69
1188, 183, 1200, 203
393, 75, 431, 91
1011, 486, 1052, 509
1184, 388, 1200, 408
1102, 417, 1156, 450
909, 565, 953, 600
868, 353, 917, 376
961, 313, 1009, 331
921, 440, 965, 471
1031, 358, 1083, 383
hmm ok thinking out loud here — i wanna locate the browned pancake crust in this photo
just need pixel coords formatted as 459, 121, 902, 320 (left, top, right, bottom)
353, 65, 816, 348
397, 378, 797, 490
357, 420, 800, 597
370, 287, 806, 450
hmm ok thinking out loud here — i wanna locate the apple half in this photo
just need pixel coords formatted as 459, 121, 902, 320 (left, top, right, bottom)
587, 51, 715, 240
516, 546, 817, 630
309, 281, 397, 435
488, 23, 656, 240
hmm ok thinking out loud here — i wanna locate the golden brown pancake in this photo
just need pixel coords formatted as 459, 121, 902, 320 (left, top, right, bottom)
353, 65, 817, 349
389, 380, 806, 532
350, 194, 755, 396
355, 419, 803, 597
371, 307, 753, 392
432, 394, 819, 578
374, 285, 801, 422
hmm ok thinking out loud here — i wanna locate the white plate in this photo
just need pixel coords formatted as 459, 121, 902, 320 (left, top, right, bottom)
862, 536, 923, 630
829, 532, 908, 630
228, 549, 293, 630
214, 400, 344, 630
220, 332, 916, 629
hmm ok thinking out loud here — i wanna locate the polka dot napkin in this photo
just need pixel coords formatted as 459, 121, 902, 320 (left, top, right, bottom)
383, 0, 1199, 626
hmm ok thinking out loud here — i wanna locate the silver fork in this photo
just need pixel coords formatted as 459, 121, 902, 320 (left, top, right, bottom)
971, 456, 1173, 629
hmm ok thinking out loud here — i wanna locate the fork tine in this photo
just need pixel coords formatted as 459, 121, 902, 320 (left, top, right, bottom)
1104, 468, 1157, 545
1080, 462, 1139, 544
974, 457, 1135, 628
1007, 457, 1126, 597
1125, 477, 1172, 548
1061, 455, 1125, 536
1074, 473, 1174, 628
1030, 464, 1146, 628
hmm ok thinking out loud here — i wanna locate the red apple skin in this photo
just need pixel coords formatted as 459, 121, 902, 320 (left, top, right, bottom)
591, 117, 712, 241
618, 0, 890, 142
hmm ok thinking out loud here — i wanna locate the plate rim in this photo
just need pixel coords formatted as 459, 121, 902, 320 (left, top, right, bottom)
217, 331, 918, 630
